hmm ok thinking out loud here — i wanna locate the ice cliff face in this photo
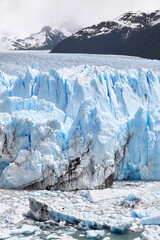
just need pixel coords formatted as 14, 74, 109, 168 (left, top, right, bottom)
0, 64, 160, 189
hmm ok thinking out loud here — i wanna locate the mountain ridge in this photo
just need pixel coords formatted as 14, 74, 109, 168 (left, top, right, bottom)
11, 26, 66, 50
51, 10, 160, 60
0, 21, 82, 51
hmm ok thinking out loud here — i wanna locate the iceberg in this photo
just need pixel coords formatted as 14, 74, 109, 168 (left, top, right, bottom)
27, 196, 130, 234
0, 61, 160, 189
27, 196, 110, 229
86, 230, 105, 238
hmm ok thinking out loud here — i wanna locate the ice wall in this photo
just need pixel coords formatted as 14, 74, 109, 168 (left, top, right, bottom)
0, 64, 160, 189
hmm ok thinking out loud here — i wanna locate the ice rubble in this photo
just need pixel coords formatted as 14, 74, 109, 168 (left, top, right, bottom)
0, 182, 160, 239
140, 225, 160, 240
0, 64, 160, 189
26, 181, 160, 237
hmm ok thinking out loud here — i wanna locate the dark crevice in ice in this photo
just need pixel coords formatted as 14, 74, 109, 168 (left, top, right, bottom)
114, 132, 133, 167
24, 140, 114, 190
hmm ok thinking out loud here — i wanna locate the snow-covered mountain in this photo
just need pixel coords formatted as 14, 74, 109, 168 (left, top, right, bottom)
0, 53, 160, 190
51, 10, 160, 60
12, 26, 66, 50
0, 21, 81, 51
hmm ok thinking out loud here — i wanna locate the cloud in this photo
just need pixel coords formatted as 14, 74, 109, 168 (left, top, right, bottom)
0, 0, 159, 37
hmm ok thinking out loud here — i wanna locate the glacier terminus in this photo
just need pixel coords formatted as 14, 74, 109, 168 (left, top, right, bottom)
0, 52, 160, 190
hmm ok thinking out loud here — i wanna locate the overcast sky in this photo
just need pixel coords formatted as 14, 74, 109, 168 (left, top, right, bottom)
0, 0, 160, 37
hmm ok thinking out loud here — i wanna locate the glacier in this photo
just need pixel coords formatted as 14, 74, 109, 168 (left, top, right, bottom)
0, 56, 160, 189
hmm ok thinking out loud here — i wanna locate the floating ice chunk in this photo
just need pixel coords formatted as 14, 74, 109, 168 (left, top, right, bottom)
8, 237, 33, 240
86, 189, 133, 202
110, 222, 130, 234
130, 223, 143, 232
79, 234, 86, 237
59, 221, 66, 227
141, 225, 160, 240
10, 224, 40, 235
140, 215, 160, 225
86, 230, 105, 239
125, 193, 140, 202
122, 193, 140, 207
132, 208, 156, 219
46, 233, 76, 239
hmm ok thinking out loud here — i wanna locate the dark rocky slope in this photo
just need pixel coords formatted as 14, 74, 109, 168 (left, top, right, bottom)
51, 10, 160, 60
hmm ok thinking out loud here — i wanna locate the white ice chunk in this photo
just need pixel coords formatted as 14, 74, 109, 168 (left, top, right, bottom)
10, 224, 40, 235
86, 230, 105, 239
